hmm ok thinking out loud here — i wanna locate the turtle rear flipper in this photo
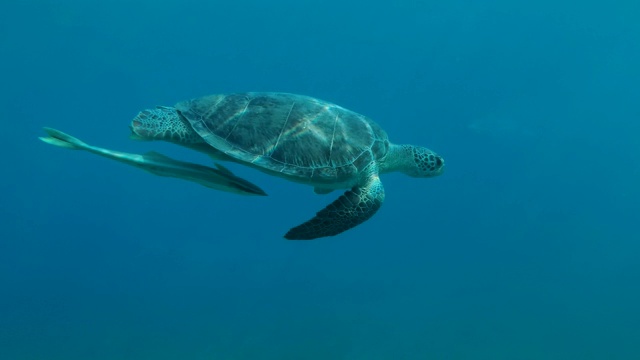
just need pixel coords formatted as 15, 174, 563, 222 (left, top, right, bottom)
285, 175, 384, 240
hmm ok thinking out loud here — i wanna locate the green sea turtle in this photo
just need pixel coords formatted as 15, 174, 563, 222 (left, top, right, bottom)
129, 92, 445, 240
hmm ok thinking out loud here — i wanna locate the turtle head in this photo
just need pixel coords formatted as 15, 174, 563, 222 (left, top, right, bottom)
386, 144, 444, 177
130, 106, 201, 144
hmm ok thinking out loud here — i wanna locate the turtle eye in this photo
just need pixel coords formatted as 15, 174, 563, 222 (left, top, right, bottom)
436, 156, 443, 167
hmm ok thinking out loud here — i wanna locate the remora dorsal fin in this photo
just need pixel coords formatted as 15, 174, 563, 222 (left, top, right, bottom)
143, 151, 178, 163
214, 162, 234, 176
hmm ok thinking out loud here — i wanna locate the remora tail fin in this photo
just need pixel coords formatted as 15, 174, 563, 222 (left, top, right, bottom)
39, 127, 89, 150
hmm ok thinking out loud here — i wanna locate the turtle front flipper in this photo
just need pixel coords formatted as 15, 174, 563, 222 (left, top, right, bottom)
285, 176, 385, 240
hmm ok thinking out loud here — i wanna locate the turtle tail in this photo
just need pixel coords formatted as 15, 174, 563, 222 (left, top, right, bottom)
39, 127, 89, 150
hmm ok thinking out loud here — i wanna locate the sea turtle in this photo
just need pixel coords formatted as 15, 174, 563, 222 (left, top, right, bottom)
129, 92, 444, 240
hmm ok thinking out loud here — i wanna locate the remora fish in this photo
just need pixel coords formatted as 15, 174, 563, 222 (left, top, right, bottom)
39, 127, 267, 196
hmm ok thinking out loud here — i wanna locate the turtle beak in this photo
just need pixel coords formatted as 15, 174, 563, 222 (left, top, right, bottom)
436, 155, 444, 171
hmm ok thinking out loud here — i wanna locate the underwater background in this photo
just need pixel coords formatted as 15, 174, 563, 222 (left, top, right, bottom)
2, 0, 639, 359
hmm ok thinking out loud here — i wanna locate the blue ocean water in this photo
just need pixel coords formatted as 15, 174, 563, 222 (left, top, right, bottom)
2, 0, 639, 358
